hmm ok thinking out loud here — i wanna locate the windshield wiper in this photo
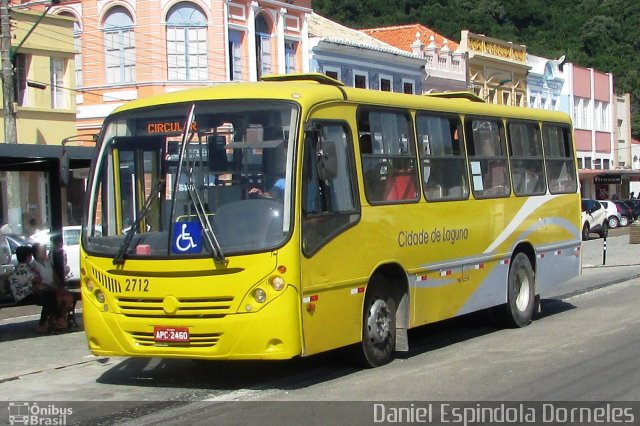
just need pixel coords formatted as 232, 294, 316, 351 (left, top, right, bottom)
167, 104, 226, 265
113, 179, 165, 265
186, 171, 227, 265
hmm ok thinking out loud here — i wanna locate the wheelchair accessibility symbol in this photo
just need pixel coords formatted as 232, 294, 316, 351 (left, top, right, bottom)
172, 222, 202, 254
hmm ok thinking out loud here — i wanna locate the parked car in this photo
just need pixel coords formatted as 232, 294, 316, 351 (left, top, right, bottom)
599, 200, 622, 229
581, 199, 608, 241
29, 226, 84, 283
5, 234, 34, 266
0, 231, 16, 304
621, 199, 640, 219
612, 200, 635, 227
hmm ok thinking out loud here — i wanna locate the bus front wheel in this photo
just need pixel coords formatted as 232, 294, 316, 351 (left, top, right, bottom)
503, 252, 535, 328
358, 277, 396, 368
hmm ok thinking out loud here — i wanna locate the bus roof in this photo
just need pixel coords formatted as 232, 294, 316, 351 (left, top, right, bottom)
111, 74, 572, 125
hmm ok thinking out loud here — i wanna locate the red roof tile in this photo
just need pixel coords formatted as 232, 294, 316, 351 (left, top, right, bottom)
361, 24, 458, 53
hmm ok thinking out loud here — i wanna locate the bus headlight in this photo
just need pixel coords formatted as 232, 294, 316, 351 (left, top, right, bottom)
86, 280, 95, 292
270, 276, 285, 291
95, 290, 105, 303
252, 288, 267, 303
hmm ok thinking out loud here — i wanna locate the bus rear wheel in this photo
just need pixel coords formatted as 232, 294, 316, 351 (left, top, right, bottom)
503, 252, 535, 328
358, 277, 396, 368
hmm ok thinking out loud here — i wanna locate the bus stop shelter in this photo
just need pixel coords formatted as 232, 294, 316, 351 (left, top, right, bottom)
0, 143, 94, 235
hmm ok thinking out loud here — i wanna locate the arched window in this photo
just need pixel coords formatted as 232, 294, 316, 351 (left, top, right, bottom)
59, 12, 82, 86
103, 7, 135, 84
166, 2, 208, 81
255, 14, 272, 78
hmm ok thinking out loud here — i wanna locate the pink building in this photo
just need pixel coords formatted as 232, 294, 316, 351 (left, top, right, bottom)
562, 64, 616, 199
50, 0, 312, 136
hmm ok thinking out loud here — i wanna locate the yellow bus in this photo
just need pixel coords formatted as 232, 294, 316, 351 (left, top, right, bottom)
81, 74, 581, 367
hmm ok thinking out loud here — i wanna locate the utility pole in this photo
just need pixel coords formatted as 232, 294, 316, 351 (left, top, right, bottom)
1, 0, 22, 232
1, 0, 18, 145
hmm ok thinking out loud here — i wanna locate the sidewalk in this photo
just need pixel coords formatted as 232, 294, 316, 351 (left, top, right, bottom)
0, 233, 639, 383
0, 305, 107, 383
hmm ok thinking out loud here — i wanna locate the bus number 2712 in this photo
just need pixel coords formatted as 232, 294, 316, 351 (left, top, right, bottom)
125, 278, 150, 292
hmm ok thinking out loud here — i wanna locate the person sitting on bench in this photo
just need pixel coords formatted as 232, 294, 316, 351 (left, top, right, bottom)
31, 243, 73, 330
8, 245, 58, 333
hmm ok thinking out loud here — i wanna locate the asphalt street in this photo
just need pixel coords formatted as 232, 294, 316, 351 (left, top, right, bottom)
0, 224, 638, 395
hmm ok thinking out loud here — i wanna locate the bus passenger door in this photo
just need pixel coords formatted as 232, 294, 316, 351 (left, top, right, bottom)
299, 120, 362, 356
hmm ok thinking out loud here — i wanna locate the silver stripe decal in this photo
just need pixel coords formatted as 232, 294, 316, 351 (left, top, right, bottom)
484, 194, 558, 254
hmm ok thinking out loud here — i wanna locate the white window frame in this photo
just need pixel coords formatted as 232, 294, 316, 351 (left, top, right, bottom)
379, 74, 393, 92
323, 65, 341, 82
353, 70, 368, 89
401, 78, 414, 94
229, 29, 244, 81
573, 97, 584, 129
284, 39, 297, 74
50, 57, 67, 109
166, 4, 208, 82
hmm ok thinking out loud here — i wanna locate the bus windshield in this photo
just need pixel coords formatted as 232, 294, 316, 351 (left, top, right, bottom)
84, 100, 298, 259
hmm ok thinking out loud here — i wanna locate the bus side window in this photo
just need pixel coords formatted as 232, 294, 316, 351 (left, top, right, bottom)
416, 113, 469, 201
357, 109, 419, 204
508, 121, 546, 196
542, 124, 578, 194
466, 118, 510, 199
302, 121, 360, 256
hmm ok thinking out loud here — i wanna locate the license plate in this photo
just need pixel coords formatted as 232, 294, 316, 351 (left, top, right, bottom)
154, 326, 189, 343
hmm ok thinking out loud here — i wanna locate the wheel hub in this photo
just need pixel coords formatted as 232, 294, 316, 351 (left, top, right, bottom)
515, 270, 530, 312
367, 299, 391, 345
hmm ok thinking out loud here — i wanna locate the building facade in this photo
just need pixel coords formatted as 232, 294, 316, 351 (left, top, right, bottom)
50, 0, 312, 136
361, 24, 467, 93
459, 30, 529, 107
309, 14, 424, 93
560, 64, 617, 199
526, 54, 565, 112
0, 9, 79, 232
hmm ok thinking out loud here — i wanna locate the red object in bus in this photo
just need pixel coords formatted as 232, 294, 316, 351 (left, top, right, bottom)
383, 172, 417, 201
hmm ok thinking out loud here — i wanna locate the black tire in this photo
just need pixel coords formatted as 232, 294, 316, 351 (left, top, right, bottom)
620, 215, 629, 227
502, 252, 535, 328
598, 221, 608, 238
358, 276, 396, 368
608, 216, 619, 229
581, 223, 590, 241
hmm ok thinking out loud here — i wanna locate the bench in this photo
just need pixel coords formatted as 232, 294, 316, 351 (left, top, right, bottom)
1, 280, 81, 327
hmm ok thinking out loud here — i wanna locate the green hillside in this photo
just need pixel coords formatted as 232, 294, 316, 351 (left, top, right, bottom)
312, 0, 640, 138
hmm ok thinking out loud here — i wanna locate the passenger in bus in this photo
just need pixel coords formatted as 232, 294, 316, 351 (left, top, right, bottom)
248, 177, 285, 201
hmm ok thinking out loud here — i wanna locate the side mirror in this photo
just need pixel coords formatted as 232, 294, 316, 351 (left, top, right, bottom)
317, 140, 338, 181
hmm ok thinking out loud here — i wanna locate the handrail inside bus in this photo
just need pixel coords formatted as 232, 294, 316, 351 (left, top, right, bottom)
260, 72, 346, 87
423, 91, 485, 103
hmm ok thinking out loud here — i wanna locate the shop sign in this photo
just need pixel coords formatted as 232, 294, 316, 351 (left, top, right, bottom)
593, 174, 621, 185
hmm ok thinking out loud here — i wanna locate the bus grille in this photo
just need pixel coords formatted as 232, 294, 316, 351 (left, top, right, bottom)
115, 296, 235, 318
128, 331, 222, 347
94, 269, 122, 293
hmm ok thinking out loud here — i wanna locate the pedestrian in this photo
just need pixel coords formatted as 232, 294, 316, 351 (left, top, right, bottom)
630, 191, 635, 200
